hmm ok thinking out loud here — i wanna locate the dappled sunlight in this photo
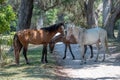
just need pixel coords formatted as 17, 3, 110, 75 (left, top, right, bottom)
0, 45, 58, 80
57, 64, 120, 79
54, 42, 120, 79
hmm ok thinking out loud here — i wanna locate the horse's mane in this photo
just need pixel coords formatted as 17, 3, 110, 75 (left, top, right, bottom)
41, 23, 64, 32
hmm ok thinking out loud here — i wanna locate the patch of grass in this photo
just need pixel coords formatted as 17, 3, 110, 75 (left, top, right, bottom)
0, 45, 58, 80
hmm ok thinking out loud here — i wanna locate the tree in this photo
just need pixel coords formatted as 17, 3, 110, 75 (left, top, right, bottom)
18, 0, 67, 29
84, 0, 96, 28
0, 0, 16, 65
0, 4, 16, 33
103, 0, 120, 38
7, 0, 20, 13
17, 0, 34, 31
117, 22, 120, 40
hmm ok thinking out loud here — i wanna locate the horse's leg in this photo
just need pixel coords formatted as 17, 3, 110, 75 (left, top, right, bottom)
101, 41, 106, 62
23, 46, 29, 64
41, 45, 45, 63
44, 44, 48, 63
83, 45, 87, 59
102, 35, 110, 61
63, 44, 68, 59
68, 44, 75, 60
14, 39, 22, 65
14, 46, 22, 65
49, 43, 52, 53
80, 45, 86, 64
49, 42, 55, 53
41, 44, 48, 63
89, 45, 93, 58
95, 43, 100, 62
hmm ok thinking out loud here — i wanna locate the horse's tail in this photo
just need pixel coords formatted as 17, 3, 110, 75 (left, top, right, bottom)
13, 34, 22, 48
13, 33, 22, 65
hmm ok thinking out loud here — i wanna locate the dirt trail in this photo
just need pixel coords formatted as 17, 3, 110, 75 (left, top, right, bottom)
53, 43, 120, 80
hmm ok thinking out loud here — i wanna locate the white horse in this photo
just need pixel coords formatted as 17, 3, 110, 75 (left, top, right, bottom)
66, 26, 109, 64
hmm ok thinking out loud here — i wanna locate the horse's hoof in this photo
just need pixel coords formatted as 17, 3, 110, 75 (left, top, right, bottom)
72, 58, 75, 60
45, 60, 48, 63
41, 60, 44, 63
94, 60, 97, 62
63, 57, 65, 60
84, 62, 86, 64
50, 51, 53, 54
26, 62, 30, 65
90, 56, 93, 58
72, 56, 75, 60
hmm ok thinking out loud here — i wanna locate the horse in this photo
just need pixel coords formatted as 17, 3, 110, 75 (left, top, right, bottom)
66, 26, 109, 64
13, 23, 65, 65
49, 33, 93, 60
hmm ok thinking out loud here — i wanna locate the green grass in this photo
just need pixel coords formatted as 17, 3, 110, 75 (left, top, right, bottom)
0, 45, 58, 80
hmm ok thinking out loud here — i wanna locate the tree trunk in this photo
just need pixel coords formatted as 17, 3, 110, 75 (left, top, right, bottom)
102, 0, 114, 38
117, 24, 120, 41
84, 0, 95, 28
57, 13, 64, 23
36, 15, 44, 29
103, 0, 120, 38
17, 0, 34, 31
102, 0, 111, 27
116, 13, 120, 40
105, 15, 115, 38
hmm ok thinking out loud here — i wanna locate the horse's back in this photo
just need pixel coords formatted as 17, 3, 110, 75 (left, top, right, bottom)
16, 29, 47, 44
86, 27, 106, 37
84, 27, 106, 45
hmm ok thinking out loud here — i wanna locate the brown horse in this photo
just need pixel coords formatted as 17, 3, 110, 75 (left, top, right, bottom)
49, 34, 93, 60
13, 23, 65, 65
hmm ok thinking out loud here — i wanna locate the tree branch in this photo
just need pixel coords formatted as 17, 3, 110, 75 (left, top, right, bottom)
38, 0, 67, 12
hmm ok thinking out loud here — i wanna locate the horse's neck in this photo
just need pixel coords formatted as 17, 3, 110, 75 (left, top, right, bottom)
78, 31, 85, 43
52, 35, 64, 43
50, 31, 60, 40
68, 35, 77, 43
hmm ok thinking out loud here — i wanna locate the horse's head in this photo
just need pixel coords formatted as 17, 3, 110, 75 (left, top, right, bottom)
66, 26, 85, 42
57, 23, 65, 36
65, 23, 75, 41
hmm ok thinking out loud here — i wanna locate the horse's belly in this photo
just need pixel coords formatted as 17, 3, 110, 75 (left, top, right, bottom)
29, 39, 46, 44
84, 35, 99, 45
29, 38, 52, 45
29, 41, 42, 44
84, 40, 98, 45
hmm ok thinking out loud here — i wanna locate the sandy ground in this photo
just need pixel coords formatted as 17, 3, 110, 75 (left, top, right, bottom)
53, 43, 120, 80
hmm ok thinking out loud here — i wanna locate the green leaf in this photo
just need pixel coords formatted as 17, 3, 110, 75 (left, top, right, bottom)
0, 4, 16, 34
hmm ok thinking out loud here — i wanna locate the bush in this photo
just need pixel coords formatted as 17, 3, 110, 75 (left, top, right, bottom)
0, 34, 14, 67
0, 1, 16, 67
0, 4, 16, 33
